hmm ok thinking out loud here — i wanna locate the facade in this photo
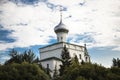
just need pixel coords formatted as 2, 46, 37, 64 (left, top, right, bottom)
39, 12, 90, 76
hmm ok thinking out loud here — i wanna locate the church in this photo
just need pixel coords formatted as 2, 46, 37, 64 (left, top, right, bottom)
39, 9, 90, 76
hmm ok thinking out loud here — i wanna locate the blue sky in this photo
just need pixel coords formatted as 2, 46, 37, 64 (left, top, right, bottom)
0, 0, 120, 67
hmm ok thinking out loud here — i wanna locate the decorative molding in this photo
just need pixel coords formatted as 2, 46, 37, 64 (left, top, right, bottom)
39, 42, 84, 49
40, 47, 63, 53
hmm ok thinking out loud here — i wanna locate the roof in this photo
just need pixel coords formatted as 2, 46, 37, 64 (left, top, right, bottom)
54, 21, 69, 33
40, 57, 62, 62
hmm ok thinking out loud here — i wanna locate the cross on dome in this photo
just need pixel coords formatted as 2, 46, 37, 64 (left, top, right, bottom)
60, 6, 62, 23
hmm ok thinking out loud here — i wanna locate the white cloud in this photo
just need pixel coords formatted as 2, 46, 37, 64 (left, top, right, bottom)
0, 1, 55, 51
65, 0, 120, 50
48, 0, 83, 7
0, 0, 120, 51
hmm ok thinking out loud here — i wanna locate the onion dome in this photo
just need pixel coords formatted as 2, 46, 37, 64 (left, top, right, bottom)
54, 20, 69, 33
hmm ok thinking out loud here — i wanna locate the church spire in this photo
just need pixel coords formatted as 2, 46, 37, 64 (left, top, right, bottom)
54, 6, 69, 42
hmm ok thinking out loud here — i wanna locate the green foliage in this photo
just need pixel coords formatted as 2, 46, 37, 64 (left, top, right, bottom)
58, 62, 120, 80
110, 67, 120, 75
2, 48, 120, 80
76, 76, 87, 80
0, 62, 50, 80
59, 45, 71, 76
58, 48, 120, 80
5, 49, 40, 65
112, 58, 120, 67
53, 64, 59, 80
46, 64, 51, 78
71, 55, 79, 67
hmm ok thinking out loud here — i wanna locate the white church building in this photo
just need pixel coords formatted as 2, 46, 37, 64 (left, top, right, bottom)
39, 10, 90, 76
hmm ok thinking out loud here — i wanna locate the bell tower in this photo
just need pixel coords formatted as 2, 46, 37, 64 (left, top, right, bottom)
54, 6, 69, 42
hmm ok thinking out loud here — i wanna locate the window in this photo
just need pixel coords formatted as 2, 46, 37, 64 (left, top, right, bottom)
61, 37, 63, 40
47, 64, 49, 68
79, 54, 81, 59
57, 37, 59, 41
86, 57, 88, 61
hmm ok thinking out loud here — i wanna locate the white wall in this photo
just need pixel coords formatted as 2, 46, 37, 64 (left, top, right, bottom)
41, 59, 62, 77
40, 42, 89, 63
40, 43, 63, 60
39, 42, 90, 76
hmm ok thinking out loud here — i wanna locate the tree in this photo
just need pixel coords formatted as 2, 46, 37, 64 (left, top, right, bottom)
81, 60, 85, 65
112, 58, 120, 68
46, 64, 51, 78
22, 50, 36, 63
76, 76, 87, 80
9, 49, 17, 57
0, 62, 50, 80
5, 49, 40, 65
117, 58, 120, 67
112, 58, 117, 67
59, 45, 71, 76
74, 55, 79, 65
5, 49, 21, 64
53, 64, 59, 80
33, 57, 40, 63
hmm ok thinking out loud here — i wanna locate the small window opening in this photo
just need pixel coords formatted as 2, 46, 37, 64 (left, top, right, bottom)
86, 57, 88, 61
79, 54, 81, 59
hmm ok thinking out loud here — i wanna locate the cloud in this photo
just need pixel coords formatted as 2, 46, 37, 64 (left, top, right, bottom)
0, 0, 120, 52
65, 0, 120, 50
9, 0, 39, 5
0, 1, 56, 51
